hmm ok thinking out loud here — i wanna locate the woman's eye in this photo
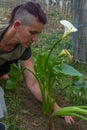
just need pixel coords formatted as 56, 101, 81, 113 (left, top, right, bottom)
29, 31, 38, 35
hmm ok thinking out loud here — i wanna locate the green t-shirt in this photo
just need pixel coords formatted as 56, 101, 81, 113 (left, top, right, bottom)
0, 26, 32, 76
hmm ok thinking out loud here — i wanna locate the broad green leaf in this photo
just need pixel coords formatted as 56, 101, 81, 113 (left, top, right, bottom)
6, 79, 17, 89
53, 63, 83, 77
61, 63, 83, 77
74, 80, 87, 90
8, 64, 22, 80
34, 52, 49, 74
6, 63, 22, 89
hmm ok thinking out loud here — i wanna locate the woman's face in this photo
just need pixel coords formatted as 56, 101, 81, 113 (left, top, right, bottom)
14, 20, 44, 48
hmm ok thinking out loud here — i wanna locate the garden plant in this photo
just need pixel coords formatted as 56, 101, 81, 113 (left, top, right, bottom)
6, 20, 87, 130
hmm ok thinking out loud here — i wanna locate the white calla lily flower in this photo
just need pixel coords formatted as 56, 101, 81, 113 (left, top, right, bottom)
60, 20, 78, 38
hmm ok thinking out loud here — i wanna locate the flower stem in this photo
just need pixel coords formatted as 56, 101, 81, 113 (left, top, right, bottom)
44, 37, 63, 72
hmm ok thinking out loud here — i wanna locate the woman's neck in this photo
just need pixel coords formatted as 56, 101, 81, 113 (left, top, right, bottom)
0, 26, 18, 51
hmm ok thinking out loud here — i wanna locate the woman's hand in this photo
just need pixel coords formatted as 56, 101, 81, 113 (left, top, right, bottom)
53, 103, 74, 124
64, 116, 74, 124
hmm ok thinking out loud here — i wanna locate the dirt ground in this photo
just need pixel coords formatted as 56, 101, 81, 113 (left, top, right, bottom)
20, 81, 87, 130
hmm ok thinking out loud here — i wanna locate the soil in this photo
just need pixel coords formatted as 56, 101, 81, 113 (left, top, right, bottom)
20, 80, 87, 130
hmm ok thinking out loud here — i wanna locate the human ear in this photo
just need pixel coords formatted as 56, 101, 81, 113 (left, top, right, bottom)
13, 20, 21, 30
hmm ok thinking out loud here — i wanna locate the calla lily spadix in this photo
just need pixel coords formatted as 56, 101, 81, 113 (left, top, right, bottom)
60, 20, 78, 38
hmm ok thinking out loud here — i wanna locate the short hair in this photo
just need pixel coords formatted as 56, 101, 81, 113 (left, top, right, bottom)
9, 2, 47, 25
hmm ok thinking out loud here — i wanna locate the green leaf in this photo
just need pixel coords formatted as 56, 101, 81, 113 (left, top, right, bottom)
6, 79, 17, 89
8, 63, 22, 80
53, 63, 83, 77
61, 63, 83, 77
74, 80, 87, 90
34, 52, 48, 74
6, 63, 22, 89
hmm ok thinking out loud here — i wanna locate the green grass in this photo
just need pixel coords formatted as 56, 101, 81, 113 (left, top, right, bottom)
1, 85, 28, 130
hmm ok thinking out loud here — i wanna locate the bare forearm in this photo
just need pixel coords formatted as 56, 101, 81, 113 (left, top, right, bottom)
21, 57, 60, 111
22, 68, 42, 102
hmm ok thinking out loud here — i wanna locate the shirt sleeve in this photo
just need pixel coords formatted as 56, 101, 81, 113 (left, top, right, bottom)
20, 47, 32, 60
